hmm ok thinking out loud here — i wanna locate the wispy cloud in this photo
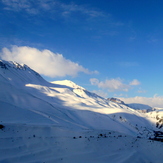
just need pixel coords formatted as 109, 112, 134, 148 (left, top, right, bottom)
90, 78, 141, 92
60, 2, 105, 18
1, 0, 125, 39
1, 0, 124, 29
128, 30, 137, 41
1, 0, 105, 18
148, 38, 158, 43
0, 46, 97, 78
2, 0, 39, 14
118, 61, 139, 67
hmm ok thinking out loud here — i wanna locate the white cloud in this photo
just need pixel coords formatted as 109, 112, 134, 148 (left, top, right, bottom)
120, 96, 163, 108
98, 78, 129, 92
129, 79, 141, 86
90, 78, 141, 92
0, 46, 96, 78
90, 78, 130, 92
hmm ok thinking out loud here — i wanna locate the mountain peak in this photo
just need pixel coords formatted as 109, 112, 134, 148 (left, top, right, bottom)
51, 80, 85, 90
0, 60, 28, 70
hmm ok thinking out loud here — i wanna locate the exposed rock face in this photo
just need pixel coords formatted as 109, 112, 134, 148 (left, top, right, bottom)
156, 115, 163, 129
107, 97, 125, 105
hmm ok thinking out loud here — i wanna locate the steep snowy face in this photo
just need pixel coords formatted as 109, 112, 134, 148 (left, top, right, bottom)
0, 60, 47, 86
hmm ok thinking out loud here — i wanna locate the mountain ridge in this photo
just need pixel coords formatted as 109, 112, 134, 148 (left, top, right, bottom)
0, 60, 159, 136
1, 60, 163, 162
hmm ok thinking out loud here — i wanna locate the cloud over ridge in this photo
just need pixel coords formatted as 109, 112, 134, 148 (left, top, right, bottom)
0, 46, 96, 78
90, 78, 141, 92
120, 95, 163, 108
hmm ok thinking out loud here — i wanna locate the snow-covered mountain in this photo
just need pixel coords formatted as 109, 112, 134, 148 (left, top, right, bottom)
1, 60, 163, 163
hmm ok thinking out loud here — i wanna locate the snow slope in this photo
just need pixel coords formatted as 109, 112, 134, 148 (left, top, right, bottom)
0, 60, 163, 162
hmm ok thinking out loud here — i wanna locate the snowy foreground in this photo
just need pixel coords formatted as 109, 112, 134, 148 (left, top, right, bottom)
0, 60, 163, 163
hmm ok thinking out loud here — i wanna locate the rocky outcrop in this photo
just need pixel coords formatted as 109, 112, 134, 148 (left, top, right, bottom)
107, 97, 125, 105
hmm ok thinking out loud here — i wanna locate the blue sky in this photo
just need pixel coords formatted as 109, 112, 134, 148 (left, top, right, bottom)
1, 0, 163, 100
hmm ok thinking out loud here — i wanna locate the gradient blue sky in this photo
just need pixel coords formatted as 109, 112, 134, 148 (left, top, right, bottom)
1, 0, 163, 99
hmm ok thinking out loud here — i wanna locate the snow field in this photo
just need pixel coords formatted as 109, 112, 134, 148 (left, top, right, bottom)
0, 124, 163, 163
